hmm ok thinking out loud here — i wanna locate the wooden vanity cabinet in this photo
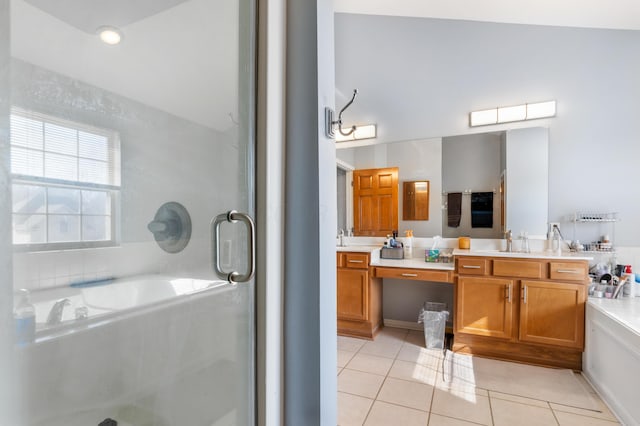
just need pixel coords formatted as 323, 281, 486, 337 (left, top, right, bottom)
456, 276, 515, 340
337, 252, 382, 339
454, 256, 589, 370
519, 280, 585, 349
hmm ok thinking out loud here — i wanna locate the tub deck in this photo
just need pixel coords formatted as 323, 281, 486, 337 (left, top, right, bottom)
26, 274, 229, 341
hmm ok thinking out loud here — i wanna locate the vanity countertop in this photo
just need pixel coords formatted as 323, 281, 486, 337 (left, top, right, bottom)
336, 245, 380, 253
453, 248, 593, 261
336, 245, 592, 268
336, 245, 455, 270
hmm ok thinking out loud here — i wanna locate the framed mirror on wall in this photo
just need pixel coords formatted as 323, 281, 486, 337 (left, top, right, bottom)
403, 181, 429, 221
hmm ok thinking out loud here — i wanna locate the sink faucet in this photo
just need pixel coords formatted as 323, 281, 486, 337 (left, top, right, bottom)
552, 224, 564, 253
337, 229, 345, 247
504, 229, 513, 252
47, 298, 71, 325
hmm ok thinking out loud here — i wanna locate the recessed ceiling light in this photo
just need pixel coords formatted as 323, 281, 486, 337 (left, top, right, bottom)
97, 26, 123, 45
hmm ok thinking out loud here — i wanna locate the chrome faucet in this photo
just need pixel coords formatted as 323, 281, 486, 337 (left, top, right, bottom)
337, 229, 345, 247
46, 298, 71, 325
504, 229, 513, 252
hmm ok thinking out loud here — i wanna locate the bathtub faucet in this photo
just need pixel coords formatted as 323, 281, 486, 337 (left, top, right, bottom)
46, 298, 71, 325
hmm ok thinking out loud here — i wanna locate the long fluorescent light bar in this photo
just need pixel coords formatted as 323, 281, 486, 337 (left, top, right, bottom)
469, 100, 556, 127
335, 124, 377, 142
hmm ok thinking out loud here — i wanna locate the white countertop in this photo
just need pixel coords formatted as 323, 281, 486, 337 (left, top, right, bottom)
337, 245, 592, 270
587, 297, 640, 337
337, 245, 455, 270
336, 245, 379, 253
453, 248, 593, 261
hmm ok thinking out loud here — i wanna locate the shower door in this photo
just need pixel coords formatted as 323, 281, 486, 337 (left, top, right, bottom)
1, 0, 256, 424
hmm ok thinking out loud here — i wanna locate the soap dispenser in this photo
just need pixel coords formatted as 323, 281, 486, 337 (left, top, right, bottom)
14, 289, 36, 345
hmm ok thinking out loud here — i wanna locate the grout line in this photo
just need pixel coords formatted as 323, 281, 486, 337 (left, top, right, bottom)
364, 328, 429, 424
548, 401, 561, 426
427, 413, 488, 425
488, 390, 570, 409
487, 393, 495, 426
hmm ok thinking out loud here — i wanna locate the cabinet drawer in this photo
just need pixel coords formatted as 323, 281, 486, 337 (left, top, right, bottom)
337, 253, 345, 268
457, 258, 488, 275
549, 262, 588, 281
344, 253, 369, 269
375, 267, 452, 283
493, 259, 544, 279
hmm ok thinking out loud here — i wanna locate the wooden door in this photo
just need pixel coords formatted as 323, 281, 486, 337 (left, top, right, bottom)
353, 167, 398, 236
456, 276, 515, 339
519, 280, 585, 349
337, 268, 369, 321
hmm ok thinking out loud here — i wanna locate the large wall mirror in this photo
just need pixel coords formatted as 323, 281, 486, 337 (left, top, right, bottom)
336, 127, 549, 239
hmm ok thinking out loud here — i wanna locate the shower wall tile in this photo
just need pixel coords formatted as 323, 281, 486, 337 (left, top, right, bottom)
10, 59, 241, 293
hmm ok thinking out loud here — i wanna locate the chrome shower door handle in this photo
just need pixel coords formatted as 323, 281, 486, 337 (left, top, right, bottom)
211, 210, 256, 284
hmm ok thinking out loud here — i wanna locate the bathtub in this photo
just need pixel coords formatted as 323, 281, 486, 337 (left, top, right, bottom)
583, 297, 640, 425
14, 274, 254, 426
27, 274, 227, 341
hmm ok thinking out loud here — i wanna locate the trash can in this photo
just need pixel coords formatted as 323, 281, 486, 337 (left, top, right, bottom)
418, 302, 449, 349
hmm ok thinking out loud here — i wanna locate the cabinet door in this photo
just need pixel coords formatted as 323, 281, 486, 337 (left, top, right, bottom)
337, 269, 369, 321
456, 276, 515, 339
519, 280, 585, 349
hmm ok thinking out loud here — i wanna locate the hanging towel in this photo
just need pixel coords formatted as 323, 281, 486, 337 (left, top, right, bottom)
447, 192, 462, 227
471, 192, 493, 228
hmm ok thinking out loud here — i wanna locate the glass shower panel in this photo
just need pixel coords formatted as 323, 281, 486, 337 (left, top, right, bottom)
1, 0, 256, 424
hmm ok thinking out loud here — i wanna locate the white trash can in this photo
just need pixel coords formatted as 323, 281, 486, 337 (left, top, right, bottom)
418, 302, 449, 349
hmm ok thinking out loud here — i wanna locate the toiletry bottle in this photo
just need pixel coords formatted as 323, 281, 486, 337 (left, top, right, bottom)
623, 265, 635, 297
14, 289, 36, 345
404, 230, 413, 259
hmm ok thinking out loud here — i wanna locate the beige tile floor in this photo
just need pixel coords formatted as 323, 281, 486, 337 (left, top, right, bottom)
337, 328, 620, 426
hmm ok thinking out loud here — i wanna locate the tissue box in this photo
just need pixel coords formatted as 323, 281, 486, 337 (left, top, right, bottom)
425, 249, 440, 262
381, 247, 404, 259
425, 248, 453, 263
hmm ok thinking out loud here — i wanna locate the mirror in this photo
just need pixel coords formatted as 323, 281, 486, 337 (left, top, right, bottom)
403, 181, 429, 221
336, 127, 549, 238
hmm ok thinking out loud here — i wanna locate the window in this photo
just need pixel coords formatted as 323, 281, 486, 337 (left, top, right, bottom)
10, 107, 121, 250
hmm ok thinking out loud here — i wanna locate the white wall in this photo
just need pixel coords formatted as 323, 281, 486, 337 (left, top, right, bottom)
284, 0, 337, 424
335, 14, 640, 246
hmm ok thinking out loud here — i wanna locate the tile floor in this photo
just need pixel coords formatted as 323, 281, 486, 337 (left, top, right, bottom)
337, 328, 620, 426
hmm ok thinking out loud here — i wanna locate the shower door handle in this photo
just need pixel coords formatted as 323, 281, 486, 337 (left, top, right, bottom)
211, 210, 255, 284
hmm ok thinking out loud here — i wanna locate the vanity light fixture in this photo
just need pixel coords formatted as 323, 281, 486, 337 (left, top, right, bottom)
97, 26, 123, 45
335, 124, 377, 142
469, 100, 556, 127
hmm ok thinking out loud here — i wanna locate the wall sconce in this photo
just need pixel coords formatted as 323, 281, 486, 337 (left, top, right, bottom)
469, 100, 556, 127
335, 124, 377, 142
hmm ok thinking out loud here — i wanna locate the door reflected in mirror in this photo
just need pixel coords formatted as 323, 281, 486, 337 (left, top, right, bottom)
403, 181, 429, 221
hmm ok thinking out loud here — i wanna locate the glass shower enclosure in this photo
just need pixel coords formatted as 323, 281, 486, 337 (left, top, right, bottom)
0, 0, 256, 424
